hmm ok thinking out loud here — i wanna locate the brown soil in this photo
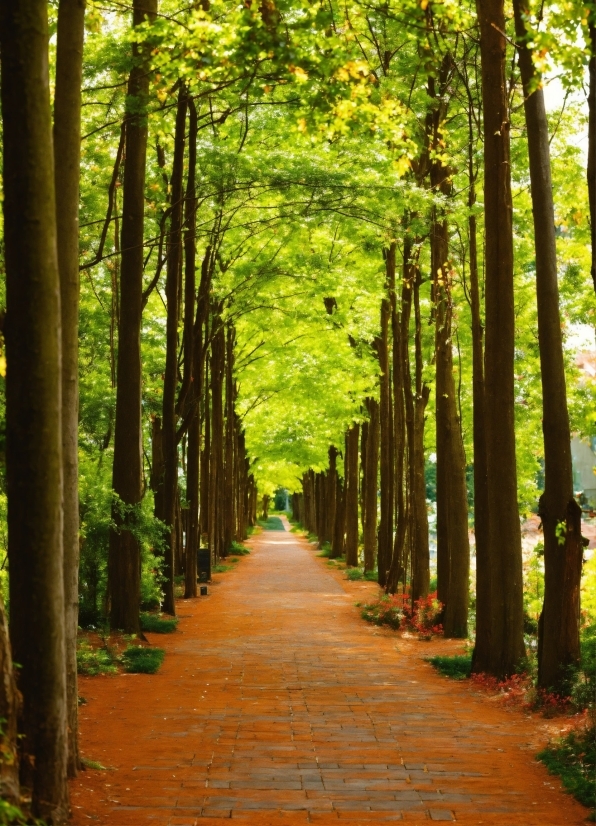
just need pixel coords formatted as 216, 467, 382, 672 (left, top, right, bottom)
71, 519, 590, 824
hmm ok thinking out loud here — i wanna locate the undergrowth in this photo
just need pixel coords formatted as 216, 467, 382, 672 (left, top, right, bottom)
229, 541, 250, 555
122, 646, 165, 674
361, 591, 443, 635
76, 638, 118, 675
428, 654, 472, 680
0, 799, 46, 826
537, 725, 596, 817
346, 567, 378, 581
140, 613, 178, 634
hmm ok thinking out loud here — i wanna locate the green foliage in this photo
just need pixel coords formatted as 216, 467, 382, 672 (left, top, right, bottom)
0, 799, 45, 826
346, 567, 378, 581
140, 613, 179, 634
361, 596, 402, 630
571, 625, 596, 713
537, 726, 596, 815
428, 655, 472, 681
121, 646, 165, 674
229, 541, 251, 556
76, 638, 118, 676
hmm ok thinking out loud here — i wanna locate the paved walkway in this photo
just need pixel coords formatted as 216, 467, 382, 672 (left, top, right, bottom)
71, 521, 589, 824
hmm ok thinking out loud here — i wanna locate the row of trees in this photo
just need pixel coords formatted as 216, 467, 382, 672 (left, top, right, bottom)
0, 0, 593, 820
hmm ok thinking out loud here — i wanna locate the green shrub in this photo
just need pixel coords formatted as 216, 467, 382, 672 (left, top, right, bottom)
229, 541, 250, 555
122, 646, 165, 674
76, 638, 118, 676
428, 655, 472, 681
537, 726, 596, 815
0, 799, 45, 825
571, 625, 596, 712
346, 568, 378, 581
140, 613, 178, 634
213, 563, 232, 573
259, 516, 285, 531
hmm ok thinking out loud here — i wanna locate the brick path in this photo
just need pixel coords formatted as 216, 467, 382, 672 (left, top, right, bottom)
71, 520, 589, 824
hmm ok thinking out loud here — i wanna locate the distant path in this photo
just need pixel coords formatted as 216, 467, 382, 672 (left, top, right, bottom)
71, 519, 588, 824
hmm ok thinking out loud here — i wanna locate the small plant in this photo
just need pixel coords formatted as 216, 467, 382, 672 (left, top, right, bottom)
140, 612, 178, 634
77, 638, 118, 676
346, 567, 379, 581
537, 724, 596, 816
229, 541, 250, 555
122, 646, 165, 674
81, 758, 108, 770
0, 799, 45, 825
428, 655, 472, 680
213, 563, 232, 573
360, 591, 443, 634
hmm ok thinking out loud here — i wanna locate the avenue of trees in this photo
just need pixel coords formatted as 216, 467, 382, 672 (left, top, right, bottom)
0, 0, 594, 820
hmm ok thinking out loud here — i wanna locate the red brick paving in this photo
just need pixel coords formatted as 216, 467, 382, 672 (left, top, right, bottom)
71, 520, 590, 824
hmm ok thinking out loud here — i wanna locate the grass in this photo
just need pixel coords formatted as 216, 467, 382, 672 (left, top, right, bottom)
77, 638, 118, 676
346, 567, 378, 581
213, 563, 233, 573
537, 726, 596, 817
427, 655, 472, 681
81, 758, 109, 771
259, 516, 285, 531
229, 541, 250, 555
140, 612, 179, 634
122, 646, 165, 674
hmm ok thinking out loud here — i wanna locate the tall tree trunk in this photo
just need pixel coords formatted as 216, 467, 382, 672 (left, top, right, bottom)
386, 239, 412, 593
344, 425, 360, 566
514, 0, 583, 691
224, 327, 236, 554
477, 0, 525, 676
183, 101, 199, 599
363, 398, 379, 572
409, 271, 431, 602
332, 477, 346, 559
54, 0, 85, 778
467, 125, 492, 670
209, 322, 225, 561
108, 0, 158, 633
432, 213, 470, 638
161, 90, 187, 615
377, 247, 395, 586
327, 446, 339, 557
0, 0, 68, 818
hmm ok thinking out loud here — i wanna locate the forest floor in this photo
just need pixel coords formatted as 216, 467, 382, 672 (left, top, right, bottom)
71, 520, 591, 825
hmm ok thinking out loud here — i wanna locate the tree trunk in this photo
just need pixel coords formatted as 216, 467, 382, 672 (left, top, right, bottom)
377, 248, 395, 586
209, 322, 225, 560
223, 327, 236, 554
0, 1, 68, 817
344, 425, 360, 566
514, 0, 582, 690
409, 270, 431, 602
363, 398, 379, 572
477, 0, 525, 676
332, 477, 346, 559
432, 213, 470, 638
467, 104, 492, 672
161, 90, 187, 615
108, 0, 158, 633
54, 0, 86, 779
327, 446, 339, 557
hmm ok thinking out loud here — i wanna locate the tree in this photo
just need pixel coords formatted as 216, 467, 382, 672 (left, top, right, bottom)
54, 0, 86, 777
108, 0, 158, 633
0, 0, 68, 818
475, 0, 525, 677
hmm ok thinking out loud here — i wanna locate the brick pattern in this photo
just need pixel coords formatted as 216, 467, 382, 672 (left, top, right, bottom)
71, 520, 588, 825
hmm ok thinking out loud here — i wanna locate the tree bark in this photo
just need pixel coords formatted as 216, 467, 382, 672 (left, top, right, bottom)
409, 270, 431, 602
160, 90, 187, 615
363, 398, 379, 572
54, 0, 86, 778
432, 211, 470, 638
377, 248, 395, 586
327, 446, 339, 557
0, 0, 68, 817
344, 425, 360, 566
108, 0, 158, 633
477, 0, 525, 676
514, 0, 582, 690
